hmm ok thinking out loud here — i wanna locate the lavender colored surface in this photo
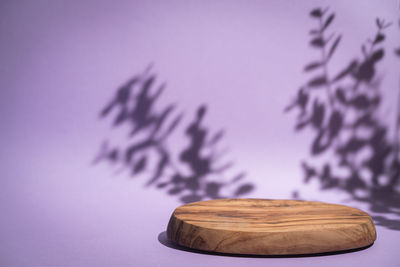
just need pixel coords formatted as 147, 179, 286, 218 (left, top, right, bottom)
0, 0, 399, 266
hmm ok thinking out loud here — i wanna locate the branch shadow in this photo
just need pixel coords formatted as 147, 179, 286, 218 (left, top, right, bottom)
286, 8, 400, 231
95, 66, 254, 203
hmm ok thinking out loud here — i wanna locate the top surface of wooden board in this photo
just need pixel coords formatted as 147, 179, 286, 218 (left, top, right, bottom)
167, 198, 376, 255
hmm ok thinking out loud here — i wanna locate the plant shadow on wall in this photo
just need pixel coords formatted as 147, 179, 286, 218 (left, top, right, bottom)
286, 8, 400, 230
94, 67, 254, 203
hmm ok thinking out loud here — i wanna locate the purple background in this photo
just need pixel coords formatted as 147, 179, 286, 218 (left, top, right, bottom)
1, 0, 399, 266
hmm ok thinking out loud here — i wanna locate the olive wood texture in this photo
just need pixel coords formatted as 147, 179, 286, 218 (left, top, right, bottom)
167, 199, 376, 255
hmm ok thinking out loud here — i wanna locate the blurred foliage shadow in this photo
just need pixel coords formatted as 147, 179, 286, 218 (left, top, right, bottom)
286, 8, 400, 230
95, 66, 254, 203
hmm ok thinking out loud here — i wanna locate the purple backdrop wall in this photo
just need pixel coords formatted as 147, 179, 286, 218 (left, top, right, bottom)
1, 0, 399, 266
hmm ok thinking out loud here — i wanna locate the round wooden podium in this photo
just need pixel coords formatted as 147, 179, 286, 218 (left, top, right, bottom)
166, 199, 376, 255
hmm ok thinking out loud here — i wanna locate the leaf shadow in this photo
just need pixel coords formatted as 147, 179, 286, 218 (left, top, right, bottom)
95, 66, 254, 203
286, 8, 400, 231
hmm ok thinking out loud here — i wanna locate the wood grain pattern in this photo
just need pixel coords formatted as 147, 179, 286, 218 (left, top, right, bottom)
167, 199, 376, 255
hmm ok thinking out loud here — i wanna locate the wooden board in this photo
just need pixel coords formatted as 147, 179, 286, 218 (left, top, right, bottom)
166, 199, 376, 255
